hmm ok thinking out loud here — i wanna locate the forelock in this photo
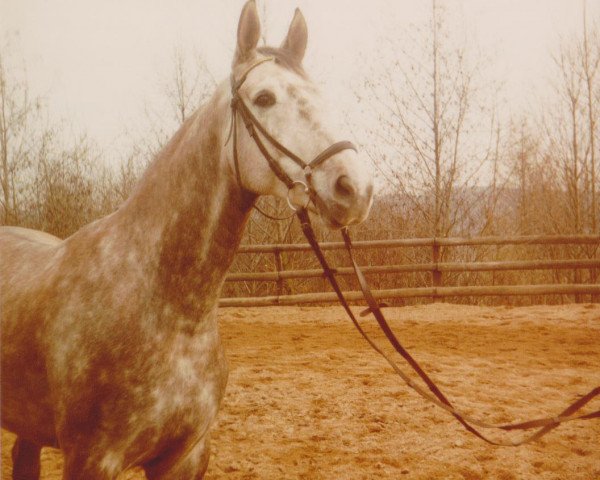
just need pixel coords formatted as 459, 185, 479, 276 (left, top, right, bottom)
257, 46, 307, 78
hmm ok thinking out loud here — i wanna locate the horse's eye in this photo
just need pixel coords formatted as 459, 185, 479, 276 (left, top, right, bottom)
253, 91, 276, 108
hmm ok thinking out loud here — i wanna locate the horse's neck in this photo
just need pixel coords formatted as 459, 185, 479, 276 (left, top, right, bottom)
108, 89, 253, 316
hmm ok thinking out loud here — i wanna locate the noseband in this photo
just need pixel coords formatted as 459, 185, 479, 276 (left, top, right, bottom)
228, 57, 356, 210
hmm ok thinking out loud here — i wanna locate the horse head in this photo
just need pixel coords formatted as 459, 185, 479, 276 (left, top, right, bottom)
227, 0, 374, 229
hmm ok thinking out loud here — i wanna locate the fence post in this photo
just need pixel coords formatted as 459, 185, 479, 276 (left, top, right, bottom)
273, 248, 285, 296
590, 266, 599, 303
432, 239, 442, 302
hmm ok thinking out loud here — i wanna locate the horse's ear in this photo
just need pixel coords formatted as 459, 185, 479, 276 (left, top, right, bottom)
281, 8, 308, 63
235, 0, 261, 63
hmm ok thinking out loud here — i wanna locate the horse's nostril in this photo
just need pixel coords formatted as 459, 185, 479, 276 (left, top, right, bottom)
335, 175, 356, 199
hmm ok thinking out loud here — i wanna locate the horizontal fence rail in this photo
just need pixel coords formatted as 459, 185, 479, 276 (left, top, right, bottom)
220, 234, 600, 307
236, 234, 600, 253
226, 259, 600, 282
220, 285, 600, 307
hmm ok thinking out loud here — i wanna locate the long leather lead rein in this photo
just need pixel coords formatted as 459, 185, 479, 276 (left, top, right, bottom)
296, 208, 600, 446
228, 56, 600, 446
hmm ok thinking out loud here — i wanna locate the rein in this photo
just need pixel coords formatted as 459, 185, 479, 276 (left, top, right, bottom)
229, 58, 600, 446
297, 209, 600, 446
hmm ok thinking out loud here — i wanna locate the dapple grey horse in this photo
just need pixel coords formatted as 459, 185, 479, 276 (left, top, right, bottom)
0, 1, 373, 478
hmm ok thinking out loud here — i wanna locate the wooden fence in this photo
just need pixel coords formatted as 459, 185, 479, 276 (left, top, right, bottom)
220, 234, 600, 307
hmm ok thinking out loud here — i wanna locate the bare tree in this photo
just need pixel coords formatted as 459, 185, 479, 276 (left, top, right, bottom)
0, 40, 126, 235
0, 41, 42, 224
360, 0, 500, 239
580, 1, 599, 232
543, 7, 600, 234
136, 47, 216, 160
165, 47, 216, 125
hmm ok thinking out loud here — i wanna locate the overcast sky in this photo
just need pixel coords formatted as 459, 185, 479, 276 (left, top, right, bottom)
2, 0, 598, 164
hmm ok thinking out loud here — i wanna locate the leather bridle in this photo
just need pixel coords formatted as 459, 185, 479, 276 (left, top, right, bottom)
229, 57, 357, 212
228, 57, 600, 446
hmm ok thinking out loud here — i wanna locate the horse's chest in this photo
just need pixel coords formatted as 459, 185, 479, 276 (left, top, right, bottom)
136, 330, 228, 438
54, 318, 229, 465
146, 333, 228, 438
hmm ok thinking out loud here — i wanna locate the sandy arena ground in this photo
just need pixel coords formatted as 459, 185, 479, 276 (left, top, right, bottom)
2, 303, 600, 479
